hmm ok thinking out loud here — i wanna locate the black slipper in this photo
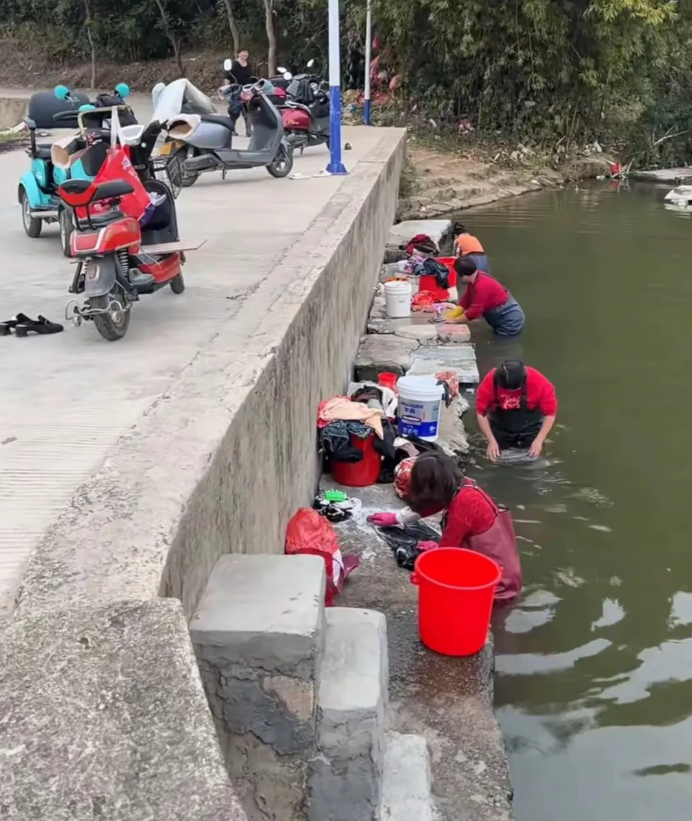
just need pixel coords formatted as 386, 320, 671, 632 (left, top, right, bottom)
14, 316, 64, 337
0, 313, 36, 336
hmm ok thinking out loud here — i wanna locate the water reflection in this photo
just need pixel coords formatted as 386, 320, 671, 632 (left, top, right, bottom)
456, 182, 692, 821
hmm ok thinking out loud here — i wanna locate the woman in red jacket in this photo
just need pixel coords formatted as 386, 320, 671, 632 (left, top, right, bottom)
368, 452, 521, 601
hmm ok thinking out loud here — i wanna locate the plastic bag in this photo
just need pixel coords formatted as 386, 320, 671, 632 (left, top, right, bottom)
285, 508, 359, 605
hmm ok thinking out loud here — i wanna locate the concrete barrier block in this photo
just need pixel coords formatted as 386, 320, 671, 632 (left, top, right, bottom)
191, 554, 326, 821
436, 323, 472, 343
355, 335, 419, 381
308, 608, 388, 821
380, 733, 434, 821
0, 598, 245, 821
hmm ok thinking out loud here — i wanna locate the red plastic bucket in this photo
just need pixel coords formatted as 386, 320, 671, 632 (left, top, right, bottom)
418, 257, 458, 301
411, 548, 501, 656
378, 372, 398, 392
331, 433, 382, 487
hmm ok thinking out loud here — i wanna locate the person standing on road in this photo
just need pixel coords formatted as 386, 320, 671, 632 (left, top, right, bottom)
476, 359, 558, 460
230, 49, 255, 136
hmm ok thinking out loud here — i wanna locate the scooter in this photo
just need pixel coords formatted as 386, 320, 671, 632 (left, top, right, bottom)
281, 74, 330, 152
273, 61, 329, 152
167, 79, 293, 186
57, 117, 204, 342
18, 84, 135, 256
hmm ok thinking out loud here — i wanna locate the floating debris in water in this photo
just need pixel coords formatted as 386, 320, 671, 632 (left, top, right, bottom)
609, 575, 623, 587
553, 568, 586, 588
544, 503, 568, 514
514, 518, 542, 524
573, 516, 590, 522
570, 487, 613, 507
588, 524, 613, 533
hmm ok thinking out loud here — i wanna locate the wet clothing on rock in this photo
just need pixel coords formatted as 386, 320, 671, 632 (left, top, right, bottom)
477, 366, 557, 450
460, 272, 524, 336
377, 521, 441, 570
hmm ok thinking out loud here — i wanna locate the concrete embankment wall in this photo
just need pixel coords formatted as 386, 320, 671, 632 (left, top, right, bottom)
0, 97, 28, 129
1, 131, 406, 817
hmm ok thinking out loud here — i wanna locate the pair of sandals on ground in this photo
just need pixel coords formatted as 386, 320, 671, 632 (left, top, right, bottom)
0, 314, 63, 337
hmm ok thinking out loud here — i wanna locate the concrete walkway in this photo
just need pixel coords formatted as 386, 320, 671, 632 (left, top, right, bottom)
0, 101, 386, 617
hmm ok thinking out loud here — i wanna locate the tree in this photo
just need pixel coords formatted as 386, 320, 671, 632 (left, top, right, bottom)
262, 0, 277, 76
152, 0, 184, 75
220, 0, 240, 56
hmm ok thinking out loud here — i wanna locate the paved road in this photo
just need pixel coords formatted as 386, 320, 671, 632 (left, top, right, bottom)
0, 96, 379, 617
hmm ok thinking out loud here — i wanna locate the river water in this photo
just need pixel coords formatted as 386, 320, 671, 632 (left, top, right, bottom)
459, 182, 692, 821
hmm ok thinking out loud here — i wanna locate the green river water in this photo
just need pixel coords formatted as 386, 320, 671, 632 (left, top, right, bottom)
460, 182, 692, 821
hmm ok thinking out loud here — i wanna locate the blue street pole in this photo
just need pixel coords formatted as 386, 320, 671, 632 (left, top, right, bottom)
363, 0, 372, 125
327, 0, 347, 174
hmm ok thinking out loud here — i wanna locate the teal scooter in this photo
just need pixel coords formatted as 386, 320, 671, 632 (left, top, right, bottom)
18, 83, 133, 256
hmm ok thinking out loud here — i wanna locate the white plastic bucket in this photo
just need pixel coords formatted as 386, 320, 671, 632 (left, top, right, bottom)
396, 375, 444, 441
384, 280, 412, 318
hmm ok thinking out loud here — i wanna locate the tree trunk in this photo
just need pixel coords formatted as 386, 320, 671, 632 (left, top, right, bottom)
83, 0, 97, 89
153, 0, 184, 75
220, 0, 239, 56
263, 0, 277, 77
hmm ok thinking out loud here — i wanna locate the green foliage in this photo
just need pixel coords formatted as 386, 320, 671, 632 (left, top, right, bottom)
3, 0, 692, 162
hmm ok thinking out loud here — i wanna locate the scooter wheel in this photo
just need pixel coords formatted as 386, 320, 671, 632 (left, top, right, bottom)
267, 145, 294, 179
59, 207, 74, 258
170, 273, 185, 294
20, 188, 42, 238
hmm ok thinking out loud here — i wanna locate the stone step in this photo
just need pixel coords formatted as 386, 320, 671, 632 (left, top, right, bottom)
409, 347, 480, 385
191, 554, 326, 821
380, 732, 434, 821
308, 607, 388, 821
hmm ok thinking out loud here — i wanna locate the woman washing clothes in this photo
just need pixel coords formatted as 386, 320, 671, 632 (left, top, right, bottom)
453, 223, 491, 273
450, 257, 525, 336
368, 452, 522, 602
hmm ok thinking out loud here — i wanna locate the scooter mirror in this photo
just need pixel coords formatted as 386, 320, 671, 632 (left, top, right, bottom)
307, 58, 315, 68
223, 58, 233, 71
283, 72, 293, 80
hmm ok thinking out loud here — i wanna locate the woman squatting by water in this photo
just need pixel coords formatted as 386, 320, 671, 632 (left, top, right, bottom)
368, 452, 522, 602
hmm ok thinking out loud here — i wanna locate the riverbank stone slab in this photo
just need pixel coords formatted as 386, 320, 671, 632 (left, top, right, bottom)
436, 323, 471, 343
355, 335, 420, 381
386, 220, 452, 256
408, 346, 480, 385
316, 477, 514, 821
191, 554, 326, 821
0, 598, 246, 821
380, 733, 434, 821
308, 607, 388, 821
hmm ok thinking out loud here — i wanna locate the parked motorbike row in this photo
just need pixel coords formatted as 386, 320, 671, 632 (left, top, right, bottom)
17, 61, 332, 341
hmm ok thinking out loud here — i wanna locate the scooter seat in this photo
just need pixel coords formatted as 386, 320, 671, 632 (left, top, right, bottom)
200, 114, 236, 131
35, 144, 53, 160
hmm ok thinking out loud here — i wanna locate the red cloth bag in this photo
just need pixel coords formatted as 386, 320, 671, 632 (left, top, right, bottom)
285, 508, 359, 606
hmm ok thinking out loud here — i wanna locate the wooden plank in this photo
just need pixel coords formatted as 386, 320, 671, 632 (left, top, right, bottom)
140, 239, 207, 255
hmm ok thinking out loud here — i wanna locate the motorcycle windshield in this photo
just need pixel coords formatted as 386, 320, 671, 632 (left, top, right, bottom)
151, 79, 217, 122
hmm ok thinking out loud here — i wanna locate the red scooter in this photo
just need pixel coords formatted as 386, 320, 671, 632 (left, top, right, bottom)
280, 75, 331, 152
57, 122, 204, 341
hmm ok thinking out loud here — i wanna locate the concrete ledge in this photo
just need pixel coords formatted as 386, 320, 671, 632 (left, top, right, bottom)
309, 607, 388, 821
14, 127, 406, 621
0, 598, 246, 821
380, 732, 434, 821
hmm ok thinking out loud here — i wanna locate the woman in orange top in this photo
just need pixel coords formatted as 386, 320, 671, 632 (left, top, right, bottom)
453, 222, 491, 273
